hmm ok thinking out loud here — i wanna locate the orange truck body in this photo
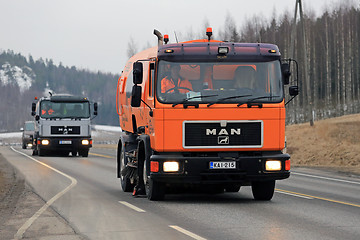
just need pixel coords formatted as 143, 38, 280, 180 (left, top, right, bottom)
116, 30, 297, 200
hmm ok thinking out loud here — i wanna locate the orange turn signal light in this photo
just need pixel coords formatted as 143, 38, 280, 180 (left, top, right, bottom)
285, 160, 291, 171
150, 161, 159, 172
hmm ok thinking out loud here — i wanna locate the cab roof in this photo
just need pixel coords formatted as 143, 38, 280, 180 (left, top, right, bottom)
41, 94, 89, 102
157, 42, 281, 62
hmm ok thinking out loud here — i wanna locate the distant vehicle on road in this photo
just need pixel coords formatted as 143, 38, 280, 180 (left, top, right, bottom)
31, 94, 98, 157
21, 121, 35, 149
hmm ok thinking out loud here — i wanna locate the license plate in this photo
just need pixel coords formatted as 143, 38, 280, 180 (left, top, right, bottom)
210, 161, 236, 169
59, 140, 72, 144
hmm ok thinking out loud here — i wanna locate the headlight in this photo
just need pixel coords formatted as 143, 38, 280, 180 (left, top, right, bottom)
81, 139, 89, 145
41, 139, 49, 145
163, 161, 179, 172
265, 160, 282, 171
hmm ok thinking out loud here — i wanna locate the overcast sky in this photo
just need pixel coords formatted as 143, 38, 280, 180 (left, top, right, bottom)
0, 0, 336, 74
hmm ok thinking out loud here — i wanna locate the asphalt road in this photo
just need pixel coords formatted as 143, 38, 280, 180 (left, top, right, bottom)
2, 146, 360, 240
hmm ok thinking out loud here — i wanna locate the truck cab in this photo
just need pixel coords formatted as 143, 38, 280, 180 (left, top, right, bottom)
31, 94, 98, 157
116, 29, 298, 200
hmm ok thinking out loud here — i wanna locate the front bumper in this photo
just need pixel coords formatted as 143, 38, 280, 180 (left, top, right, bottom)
149, 152, 290, 184
34, 137, 92, 151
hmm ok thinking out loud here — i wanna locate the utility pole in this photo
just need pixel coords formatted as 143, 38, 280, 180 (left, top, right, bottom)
290, 0, 314, 126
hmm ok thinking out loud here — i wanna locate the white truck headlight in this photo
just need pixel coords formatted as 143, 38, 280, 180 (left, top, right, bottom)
81, 139, 89, 145
265, 160, 282, 171
41, 139, 50, 145
163, 161, 179, 172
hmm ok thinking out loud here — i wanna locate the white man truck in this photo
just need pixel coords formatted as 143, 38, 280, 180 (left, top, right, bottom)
31, 94, 98, 157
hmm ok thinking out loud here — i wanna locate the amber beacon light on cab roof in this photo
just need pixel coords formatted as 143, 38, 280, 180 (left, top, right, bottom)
116, 28, 299, 201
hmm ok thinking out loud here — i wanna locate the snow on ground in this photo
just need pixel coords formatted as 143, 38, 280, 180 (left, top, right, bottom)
0, 132, 22, 139
92, 125, 122, 132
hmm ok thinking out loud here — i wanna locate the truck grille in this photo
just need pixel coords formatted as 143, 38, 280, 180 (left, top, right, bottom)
183, 121, 262, 148
51, 126, 80, 135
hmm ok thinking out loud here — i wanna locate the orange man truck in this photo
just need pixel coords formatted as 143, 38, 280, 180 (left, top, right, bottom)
116, 29, 299, 200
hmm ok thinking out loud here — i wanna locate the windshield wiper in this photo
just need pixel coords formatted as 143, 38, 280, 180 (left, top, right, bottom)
172, 94, 218, 107
64, 116, 84, 119
207, 94, 252, 107
237, 95, 281, 107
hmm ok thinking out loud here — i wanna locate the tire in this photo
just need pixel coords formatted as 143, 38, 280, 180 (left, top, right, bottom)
251, 180, 275, 201
38, 148, 45, 156
119, 145, 134, 192
225, 184, 241, 192
80, 150, 88, 157
146, 178, 165, 201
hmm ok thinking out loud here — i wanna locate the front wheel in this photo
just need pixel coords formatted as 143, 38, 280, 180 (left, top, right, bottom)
142, 158, 165, 201
251, 180, 275, 201
146, 178, 165, 201
79, 150, 88, 157
119, 145, 134, 192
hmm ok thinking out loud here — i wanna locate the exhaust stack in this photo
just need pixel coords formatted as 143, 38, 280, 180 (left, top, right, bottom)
153, 29, 163, 46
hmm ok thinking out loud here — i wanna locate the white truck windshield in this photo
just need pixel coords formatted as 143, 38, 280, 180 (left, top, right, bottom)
40, 101, 90, 118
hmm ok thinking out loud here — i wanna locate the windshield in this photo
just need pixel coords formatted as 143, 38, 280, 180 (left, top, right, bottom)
40, 100, 90, 118
156, 60, 283, 105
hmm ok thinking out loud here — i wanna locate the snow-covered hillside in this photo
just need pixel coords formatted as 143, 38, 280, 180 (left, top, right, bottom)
0, 62, 35, 92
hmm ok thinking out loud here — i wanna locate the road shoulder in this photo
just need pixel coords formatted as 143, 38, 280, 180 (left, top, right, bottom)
0, 150, 86, 240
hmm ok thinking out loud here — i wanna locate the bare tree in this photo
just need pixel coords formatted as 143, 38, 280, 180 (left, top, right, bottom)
127, 37, 138, 58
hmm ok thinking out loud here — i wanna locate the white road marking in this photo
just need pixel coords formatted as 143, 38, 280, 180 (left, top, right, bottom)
118, 201, 146, 212
275, 190, 314, 199
169, 225, 207, 240
10, 147, 77, 240
292, 172, 360, 185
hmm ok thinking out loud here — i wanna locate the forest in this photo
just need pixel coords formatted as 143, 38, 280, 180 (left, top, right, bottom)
0, 51, 119, 131
213, 2, 360, 124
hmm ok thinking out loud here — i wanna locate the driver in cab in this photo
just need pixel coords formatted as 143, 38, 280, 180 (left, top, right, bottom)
161, 64, 193, 93
233, 66, 256, 89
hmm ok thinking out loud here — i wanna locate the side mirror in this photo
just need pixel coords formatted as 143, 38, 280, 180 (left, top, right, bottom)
133, 62, 143, 84
35, 115, 40, 121
131, 85, 142, 107
20, 128, 24, 131
31, 103, 36, 116
94, 102, 98, 116
281, 63, 291, 85
289, 86, 299, 96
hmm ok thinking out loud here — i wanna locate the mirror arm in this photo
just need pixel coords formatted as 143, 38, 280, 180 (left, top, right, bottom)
141, 99, 153, 117
285, 96, 296, 106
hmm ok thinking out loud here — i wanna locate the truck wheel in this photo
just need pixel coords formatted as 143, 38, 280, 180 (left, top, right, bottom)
119, 146, 134, 192
225, 184, 241, 192
146, 179, 165, 201
251, 180, 275, 201
38, 149, 45, 156
80, 150, 89, 157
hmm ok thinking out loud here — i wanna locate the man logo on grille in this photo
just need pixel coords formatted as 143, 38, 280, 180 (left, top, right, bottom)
218, 136, 229, 144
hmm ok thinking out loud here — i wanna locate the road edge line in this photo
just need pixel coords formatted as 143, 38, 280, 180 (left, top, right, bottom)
10, 147, 77, 240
